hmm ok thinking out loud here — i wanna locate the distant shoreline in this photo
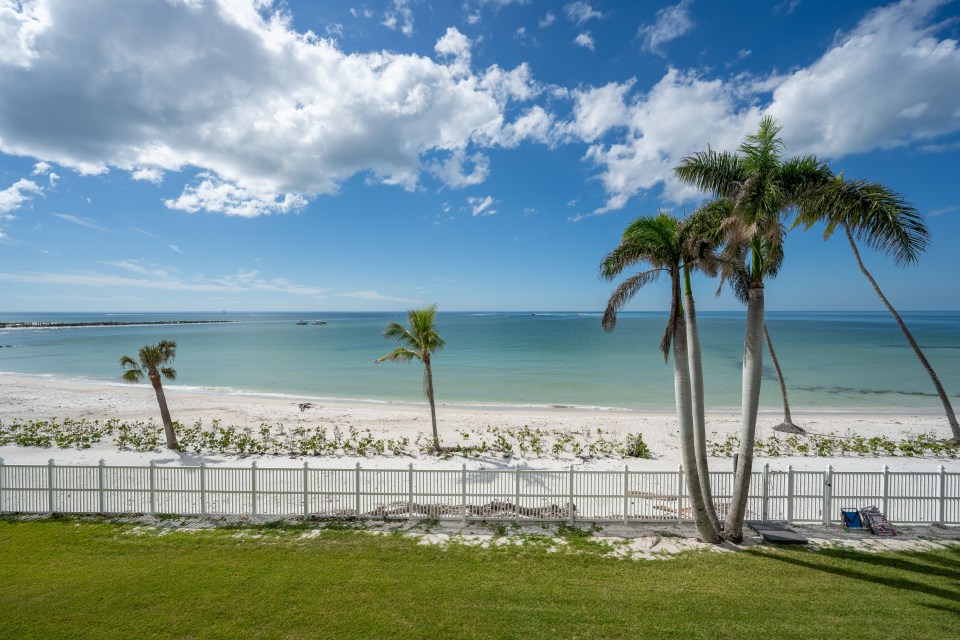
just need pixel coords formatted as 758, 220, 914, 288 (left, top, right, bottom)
0, 320, 234, 329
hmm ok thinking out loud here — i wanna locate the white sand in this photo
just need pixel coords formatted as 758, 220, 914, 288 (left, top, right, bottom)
1, 374, 957, 473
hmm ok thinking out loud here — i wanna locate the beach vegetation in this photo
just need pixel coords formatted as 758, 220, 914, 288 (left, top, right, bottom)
119, 340, 180, 450
376, 305, 446, 453
705, 432, 959, 459
1, 518, 958, 639
0, 418, 653, 461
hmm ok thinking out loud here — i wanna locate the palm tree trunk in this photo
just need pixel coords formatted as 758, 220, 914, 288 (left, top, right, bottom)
424, 359, 440, 453
683, 270, 722, 537
723, 282, 765, 542
673, 317, 720, 543
150, 374, 179, 450
845, 226, 960, 440
764, 324, 804, 434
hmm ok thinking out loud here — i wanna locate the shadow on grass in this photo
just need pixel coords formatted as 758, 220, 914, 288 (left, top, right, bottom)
750, 546, 960, 611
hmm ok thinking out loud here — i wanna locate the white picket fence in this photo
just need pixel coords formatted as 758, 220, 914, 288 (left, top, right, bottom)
0, 458, 957, 525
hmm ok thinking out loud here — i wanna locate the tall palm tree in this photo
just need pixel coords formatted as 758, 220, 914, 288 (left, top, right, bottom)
120, 340, 180, 450
796, 177, 955, 439
376, 305, 446, 453
600, 212, 721, 542
675, 116, 829, 541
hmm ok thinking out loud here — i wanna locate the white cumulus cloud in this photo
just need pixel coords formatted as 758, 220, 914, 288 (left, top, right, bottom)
0, 178, 42, 213
567, 0, 960, 214
0, 1, 539, 216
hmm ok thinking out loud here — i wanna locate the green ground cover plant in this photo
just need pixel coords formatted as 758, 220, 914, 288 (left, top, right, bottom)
0, 518, 958, 639
707, 432, 959, 458
0, 418, 651, 460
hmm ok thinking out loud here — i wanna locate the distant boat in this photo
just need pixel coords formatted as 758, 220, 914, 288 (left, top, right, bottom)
313, 320, 327, 325
295, 320, 308, 325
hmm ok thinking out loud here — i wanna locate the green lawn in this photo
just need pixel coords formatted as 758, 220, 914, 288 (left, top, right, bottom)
2, 519, 958, 640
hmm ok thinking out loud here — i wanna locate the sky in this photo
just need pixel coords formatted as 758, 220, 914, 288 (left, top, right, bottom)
0, 0, 959, 313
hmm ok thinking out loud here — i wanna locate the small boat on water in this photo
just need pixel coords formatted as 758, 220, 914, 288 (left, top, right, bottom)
295, 320, 308, 325
313, 320, 327, 325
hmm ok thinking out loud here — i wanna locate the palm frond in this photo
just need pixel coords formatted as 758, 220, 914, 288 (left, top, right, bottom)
599, 214, 680, 280
601, 269, 662, 332
375, 347, 420, 364
798, 176, 928, 266
159, 367, 176, 381
673, 149, 745, 198
137, 340, 177, 373
120, 368, 143, 383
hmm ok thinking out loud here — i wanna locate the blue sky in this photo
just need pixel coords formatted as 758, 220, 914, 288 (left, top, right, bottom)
1, 0, 958, 312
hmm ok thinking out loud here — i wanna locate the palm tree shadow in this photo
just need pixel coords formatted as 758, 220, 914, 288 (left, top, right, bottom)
816, 547, 960, 582
150, 451, 219, 466
750, 547, 960, 606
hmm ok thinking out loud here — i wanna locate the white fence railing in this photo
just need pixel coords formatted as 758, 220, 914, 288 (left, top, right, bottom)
0, 459, 957, 525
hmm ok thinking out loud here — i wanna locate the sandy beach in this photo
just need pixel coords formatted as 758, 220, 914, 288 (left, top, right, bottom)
1, 374, 957, 473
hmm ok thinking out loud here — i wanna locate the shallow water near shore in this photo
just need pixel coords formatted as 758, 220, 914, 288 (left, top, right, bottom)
1, 310, 958, 412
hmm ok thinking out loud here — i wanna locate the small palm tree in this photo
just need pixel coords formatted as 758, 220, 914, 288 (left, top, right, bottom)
120, 340, 179, 450
376, 305, 446, 453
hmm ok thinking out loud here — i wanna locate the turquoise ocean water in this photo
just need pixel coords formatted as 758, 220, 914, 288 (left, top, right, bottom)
1, 311, 959, 412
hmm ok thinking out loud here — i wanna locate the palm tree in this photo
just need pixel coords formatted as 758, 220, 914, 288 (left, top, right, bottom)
600, 212, 721, 543
675, 116, 830, 541
764, 324, 804, 434
120, 340, 180, 450
796, 177, 955, 439
376, 305, 446, 453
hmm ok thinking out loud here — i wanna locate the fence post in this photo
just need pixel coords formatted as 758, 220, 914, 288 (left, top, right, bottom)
515, 465, 521, 524
48, 458, 55, 515
354, 462, 361, 518
823, 465, 832, 526
200, 462, 207, 516
677, 464, 684, 525
568, 465, 575, 526
407, 463, 414, 520
938, 465, 946, 526
303, 461, 309, 521
98, 458, 106, 515
0, 457, 5, 515
623, 465, 629, 525
149, 460, 156, 515
786, 465, 794, 525
881, 464, 889, 515
250, 461, 257, 516
461, 464, 467, 524
761, 462, 770, 521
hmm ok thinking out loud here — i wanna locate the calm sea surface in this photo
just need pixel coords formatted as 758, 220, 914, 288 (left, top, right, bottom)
1, 311, 958, 412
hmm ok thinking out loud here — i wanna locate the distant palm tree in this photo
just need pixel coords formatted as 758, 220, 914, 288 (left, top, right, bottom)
796, 177, 956, 440
377, 305, 446, 453
120, 340, 180, 450
601, 212, 722, 543
764, 324, 804, 434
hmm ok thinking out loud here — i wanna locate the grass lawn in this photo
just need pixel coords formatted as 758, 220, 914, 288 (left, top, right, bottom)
1, 518, 958, 640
